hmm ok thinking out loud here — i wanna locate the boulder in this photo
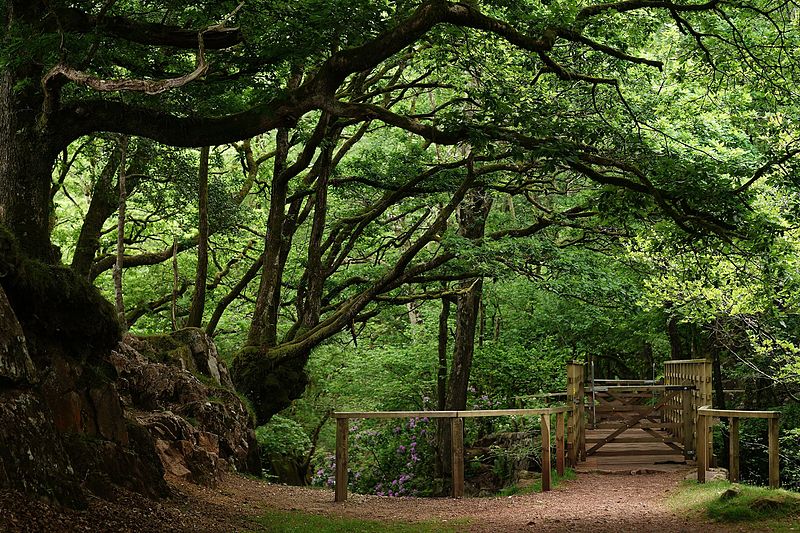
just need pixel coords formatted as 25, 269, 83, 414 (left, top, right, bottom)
0, 233, 169, 508
111, 333, 260, 484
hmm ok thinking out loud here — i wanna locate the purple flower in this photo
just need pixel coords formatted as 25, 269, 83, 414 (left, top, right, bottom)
398, 445, 406, 453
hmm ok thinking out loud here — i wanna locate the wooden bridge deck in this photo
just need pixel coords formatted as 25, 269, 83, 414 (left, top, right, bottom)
576, 428, 691, 473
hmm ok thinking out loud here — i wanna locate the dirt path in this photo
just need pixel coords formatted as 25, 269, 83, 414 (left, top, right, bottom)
0, 470, 768, 532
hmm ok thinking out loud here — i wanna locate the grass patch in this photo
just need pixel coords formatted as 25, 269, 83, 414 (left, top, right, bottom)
250, 510, 466, 532
497, 468, 577, 497
670, 480, 800, 531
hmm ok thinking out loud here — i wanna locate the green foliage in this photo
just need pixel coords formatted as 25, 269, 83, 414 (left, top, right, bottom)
312, 415, 437, 497
255, 415, 312, 460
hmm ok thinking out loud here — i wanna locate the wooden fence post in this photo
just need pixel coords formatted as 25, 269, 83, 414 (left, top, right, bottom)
682, 388, 694, 458
566, 362, 585, 466
769, 418, 780, 489
556, 411, 565, 476
541, 413, 552, 492
335, 417, 348, 502
697, 413, 707, 483
729, 418, 739, 483
451, 417, 464, 498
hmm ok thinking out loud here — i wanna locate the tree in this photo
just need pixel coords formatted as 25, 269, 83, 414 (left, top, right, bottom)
3, 0, 799, 425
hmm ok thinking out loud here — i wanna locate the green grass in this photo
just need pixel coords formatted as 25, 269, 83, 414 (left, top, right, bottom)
249, 510, 467, 532
669, 480, 800, 531
497, 468, 577, 497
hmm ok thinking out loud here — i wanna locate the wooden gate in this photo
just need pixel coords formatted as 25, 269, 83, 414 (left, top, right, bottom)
585, 384, 694, 460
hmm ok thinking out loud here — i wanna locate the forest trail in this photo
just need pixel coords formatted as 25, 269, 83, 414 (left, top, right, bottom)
1, 470, 772, 532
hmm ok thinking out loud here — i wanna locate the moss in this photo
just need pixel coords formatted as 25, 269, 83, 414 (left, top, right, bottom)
0, 225, 120, 355
231, 345, 310, 425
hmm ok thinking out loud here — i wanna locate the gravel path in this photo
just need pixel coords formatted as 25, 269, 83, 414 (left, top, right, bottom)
0, 470, 772, 532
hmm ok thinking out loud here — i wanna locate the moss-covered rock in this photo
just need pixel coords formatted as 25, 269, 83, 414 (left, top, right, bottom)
111, 336, 261, 480
0, 225, 120, 357
133, 328, 234, 389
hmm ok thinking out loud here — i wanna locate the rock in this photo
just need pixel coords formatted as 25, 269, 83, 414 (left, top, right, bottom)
684, 468, 728, 482
130, 329, 234, 390
751, 495, 789, 511
111, 335, 261, 485
0, 389, 84, 508
720, 486, 741, 500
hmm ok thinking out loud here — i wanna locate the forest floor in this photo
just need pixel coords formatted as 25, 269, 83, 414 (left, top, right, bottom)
0, 469, 792, 532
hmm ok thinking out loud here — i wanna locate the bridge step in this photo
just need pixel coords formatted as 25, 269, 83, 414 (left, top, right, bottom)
592, 422, 680, 429
586, 437, 681, 444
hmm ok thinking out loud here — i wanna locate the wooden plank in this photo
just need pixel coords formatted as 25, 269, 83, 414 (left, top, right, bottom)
769, 418, 780, 489
698, 408, 779, 419
586, 436, 681, 444
567, 410, 576, 467
641, 427, 683, 452
457, 407, 571, 417
729, 418, 739, 483
697, 415, 708, 483
592, 449, 683, 457
333, 407, 573, 419
541, 414, 552, 491
682, 389, 694, 458
335, 418, 348, 502
451, 417, 464, 498
594, 422, 681, 429
334, 411, 458, 419
556, 412, 565, 476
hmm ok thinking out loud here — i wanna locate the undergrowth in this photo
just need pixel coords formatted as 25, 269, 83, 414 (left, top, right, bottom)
670, 480, 800, 531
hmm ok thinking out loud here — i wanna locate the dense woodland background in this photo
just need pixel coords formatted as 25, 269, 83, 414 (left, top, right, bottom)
2, 0, 800, 503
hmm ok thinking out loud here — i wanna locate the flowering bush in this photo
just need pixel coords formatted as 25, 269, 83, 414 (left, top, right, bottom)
311, 414, 437, 496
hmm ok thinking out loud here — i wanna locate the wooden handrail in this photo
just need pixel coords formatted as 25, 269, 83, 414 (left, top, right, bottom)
332, 406, 571, 419
697, 407, 779, 419
696, 405, 780, 488
332, 407, 570, 502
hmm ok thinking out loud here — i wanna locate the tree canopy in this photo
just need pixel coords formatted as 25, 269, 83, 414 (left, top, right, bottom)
2, 0, 800, 480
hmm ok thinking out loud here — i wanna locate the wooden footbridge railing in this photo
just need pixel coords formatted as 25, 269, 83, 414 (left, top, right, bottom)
697, 407, 781, 488
331, 406, 572, 502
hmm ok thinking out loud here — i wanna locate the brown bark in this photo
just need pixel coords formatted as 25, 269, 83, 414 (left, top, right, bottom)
437, 296, 451, 411
0, 3, 58, 261
248, 127, 291, 347
113, 136, 129, 330
71, 139, 149, 277
300, 139, 334, 329
446, 187, 491, 411
186, 146, 211, 328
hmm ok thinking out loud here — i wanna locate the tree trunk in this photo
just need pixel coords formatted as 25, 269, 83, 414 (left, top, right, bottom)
113, 136, 129, 330
437, 296, 451, 411
71, 140, 148, 278
438, 186, 491, 477
186, 146, 210, 328
446, 188, 491, 410
248, 128, 291, 347
0, 61, 59, 262
666, 312, 682, 360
